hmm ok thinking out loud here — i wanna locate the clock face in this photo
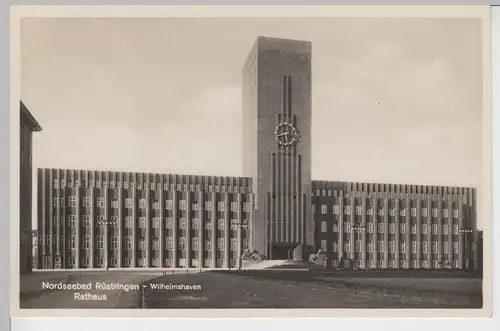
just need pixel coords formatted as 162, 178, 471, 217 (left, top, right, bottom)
274, 122, 299, 146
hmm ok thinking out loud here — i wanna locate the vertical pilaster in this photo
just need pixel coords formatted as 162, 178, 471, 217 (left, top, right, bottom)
159, 186, 164, 267
224, 193, 230, 268
395, 199, 400, 267
437, 199, 443, 268
416, 199, 422, 268
383, 197, 389, 268
172, 190, 178, 268
338, 193, 344, 259
426, 197, 432, 268
89, 187, 95, 268
199, 191, 204, 267
405, 198, 411, 268
211, 192, 217, 268
146, 187, 151, 267
117, 187, 122, 268
349, 197, 355, 261
75, 185, 80, 269
186, 192, 192, 268
361, 197, 366, 268
372, 197, 378, 268
131, 186, 137, 267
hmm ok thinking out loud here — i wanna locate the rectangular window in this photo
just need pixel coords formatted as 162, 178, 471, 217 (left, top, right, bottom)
152, 217, 160, 228
83, 197, 92, 207
138, 198, 146, 209
152, 201, 160, 209
230, 202, 239, 212
110, 236, 118, 249
111, 198, 119, 208
355, 240, 361, 253
83, 235, 91, 249
179, 218, 187, 229
217, 238, 225, 251
411, 224, 417, 234
68, 215, 76, 227
410, 207, 417, 217
411, 260, 417, 268
344, 241, 351, 253
332, 243, 338, 252
344, 221, 351, 233
243, 238, 249, 250
165, 237, 173, 250
97, 197, 105, 208
422, 224, 428, 235
432, 224, 438, 235
126, 236, 132, 250
389, 223, 396, 234
400, 260, 406, 268
178, 200, 187, 210
422, 208, 428, 217
152, 239, 160, 250
443, 224, 449, 235
82, 257, 90, 267
205, 201, 213, 211
243, 202, 252, 212
442, 209, 449, 218
400, 223, 406, 234
400, 242, 406, 253
356, 206, 363, 215
83, 215, 91, 227
431, 241, 438, 254
165, 217, 173, 229
125, 216, 133, 228
125, 198, 133, 208
53, 197, 59, 207
389, 241, 396, 253
367, 241, 373, 253
432, 208, 438, 217
217, 201, 225, 212
178, 237, 186, 250
320, 240, 327, 251
452, 209, 459, 218
378, 241, 384, 253
367, 222, 373, 233
366, 207, 373, 215
138, 217, 146, 228
217, 219, 225, 230
138, 238, 147, 250
422, 241, 428, 254
378, 207, 385, 216
344, 206, 351, 215
453, 242, 459, 254
332, 205, 340, 214
69, 196, 77, 207
321, 221, 327, 232
453, 225, 459, 235
230, 238, 238, 251
443, 242, 449, 254
96, 235, 104, 249
205, 239, 212, 251
124, 257, 131, 267
192, 218, 200, 230
332, 223, 339, 232
399, 208, 406, 217
205, 219, 213, 230
378, 223, 385, 234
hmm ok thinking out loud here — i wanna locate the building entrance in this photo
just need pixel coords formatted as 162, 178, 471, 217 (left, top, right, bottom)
269, 243, 298, 260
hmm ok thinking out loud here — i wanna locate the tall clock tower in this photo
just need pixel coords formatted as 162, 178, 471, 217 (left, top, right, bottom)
242, 36, 313, 260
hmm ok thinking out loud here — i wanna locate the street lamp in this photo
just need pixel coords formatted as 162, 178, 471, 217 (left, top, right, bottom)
97, 219, 117, 271
352, 224, 366, 269
231, 220, 249, 270
459, 228, 473, 271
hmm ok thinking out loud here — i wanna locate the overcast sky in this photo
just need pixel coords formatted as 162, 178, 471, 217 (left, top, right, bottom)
21, 17, 484, 190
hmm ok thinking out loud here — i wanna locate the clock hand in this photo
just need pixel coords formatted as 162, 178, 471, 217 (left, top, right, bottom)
276, 132, 288, 137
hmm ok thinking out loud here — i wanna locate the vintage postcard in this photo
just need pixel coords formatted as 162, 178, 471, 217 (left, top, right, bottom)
10, 5, 492, 318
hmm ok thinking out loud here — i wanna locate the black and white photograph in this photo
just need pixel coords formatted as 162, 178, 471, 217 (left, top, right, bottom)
13, 6, 492, 315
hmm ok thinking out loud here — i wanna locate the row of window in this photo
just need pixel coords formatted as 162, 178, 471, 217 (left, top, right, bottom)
332, 259, 462, 269
62, 257, 238, 268
320, 221, 464, 235
53, 197, 253, 212
39, 235, 249, 251
320, 239, 460, 254
56, 215, 249, 231
315, 205, 460, 218
53, 179, 250, 194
